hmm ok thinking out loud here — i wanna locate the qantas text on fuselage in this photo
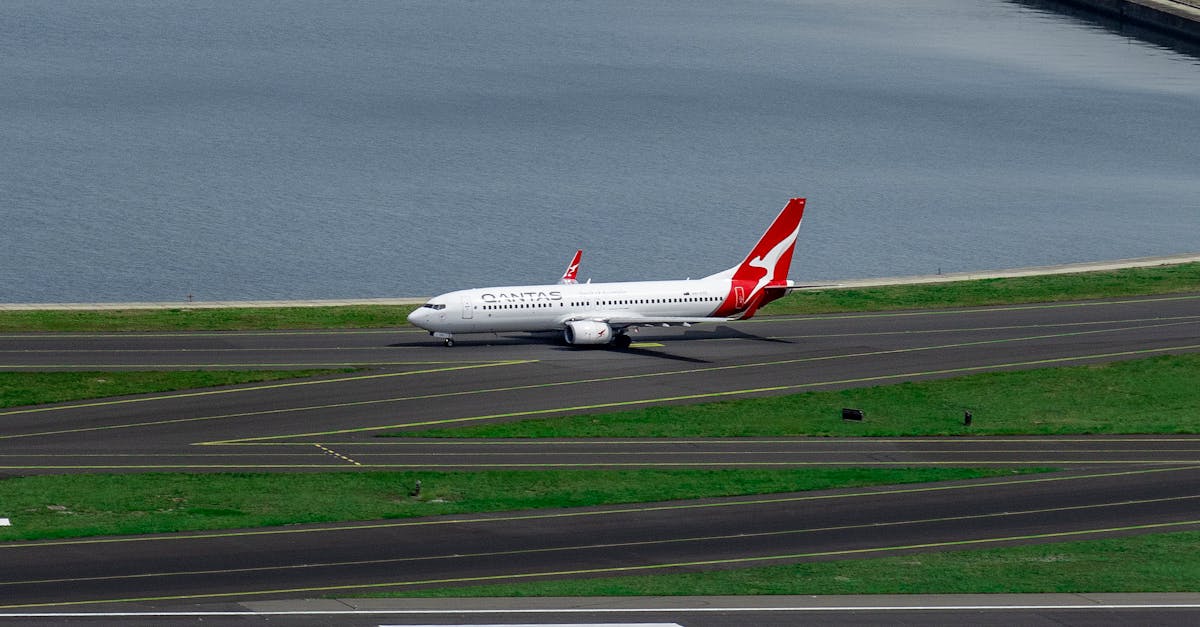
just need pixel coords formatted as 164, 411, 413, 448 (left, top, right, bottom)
407, 198, 806, 347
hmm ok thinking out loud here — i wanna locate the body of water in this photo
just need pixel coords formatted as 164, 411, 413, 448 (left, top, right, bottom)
2, 0, 1198, 302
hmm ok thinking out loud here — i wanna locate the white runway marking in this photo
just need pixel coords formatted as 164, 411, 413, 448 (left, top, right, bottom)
3, 603, 1200, 617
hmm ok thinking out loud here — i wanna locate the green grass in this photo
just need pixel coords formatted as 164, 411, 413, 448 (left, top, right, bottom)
400, 353, 1200, 438
364, 529, 1200, 597
0, 305, 416, 332
768, 261, 1200, 315
0, 468, 1025, 542
0, 262, 1195, 332
0, 370, 354, 409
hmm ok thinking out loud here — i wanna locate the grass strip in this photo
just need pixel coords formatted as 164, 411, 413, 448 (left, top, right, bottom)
0, 370, 354, 409
769, 261, 1200, 315
364, 529, 1200, 597
400, 353, 1200, 438
0, 263, 1195, 332
0, 305, 414, 332
0, 468, 1028, 542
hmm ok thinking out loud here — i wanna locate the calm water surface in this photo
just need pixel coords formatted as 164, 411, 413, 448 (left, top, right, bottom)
2, 0, 1198, 301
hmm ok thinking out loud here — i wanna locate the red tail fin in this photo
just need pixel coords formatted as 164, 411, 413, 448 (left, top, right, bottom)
559, 249, 582, 284
709, 198, 806, 318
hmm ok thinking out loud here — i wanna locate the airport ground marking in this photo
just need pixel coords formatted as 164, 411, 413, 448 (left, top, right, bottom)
3, 605, 1200, 618
751, 293, 1200, 324
0, 361, 514, 370
0, 329, 420, 340
754, 314, 1200, 341
2, 313, 1192, 361
0, 361, 534, 441
4, 518, 1199, 609
313, 444, 362, 466
3, 319, 1194, 447
3, 493, 1195, 589
4, 465, 1195, 550
203, 340, 1200, 443
4, 461, 1200, 471
2, 313, 1193, 367
213, 436, 1200, 447
4, 458, 1195, 468
193, 319, 1200, 443
3, 318, 1191, 438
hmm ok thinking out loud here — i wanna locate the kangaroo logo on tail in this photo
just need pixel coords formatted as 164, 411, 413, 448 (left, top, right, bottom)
559, 250, 583, 284
709, 198, 806, 318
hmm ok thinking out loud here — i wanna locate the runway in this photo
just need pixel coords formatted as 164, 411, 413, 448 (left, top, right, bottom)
0, 293, 1198, 610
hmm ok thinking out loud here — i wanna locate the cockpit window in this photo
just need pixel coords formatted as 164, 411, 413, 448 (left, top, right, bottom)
421, 303, 446, 311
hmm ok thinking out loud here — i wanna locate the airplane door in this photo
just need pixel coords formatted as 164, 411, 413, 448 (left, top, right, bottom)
461, 295, 473, 319
735, 286, 747, 308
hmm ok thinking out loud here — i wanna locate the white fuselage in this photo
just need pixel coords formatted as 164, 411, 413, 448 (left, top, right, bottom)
408, 278, 732, 335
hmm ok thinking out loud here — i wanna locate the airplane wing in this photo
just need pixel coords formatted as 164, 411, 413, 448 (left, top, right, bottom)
566, 313, 731, 328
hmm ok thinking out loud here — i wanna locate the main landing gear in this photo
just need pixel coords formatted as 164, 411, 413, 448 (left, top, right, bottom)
613, 333, 632, 349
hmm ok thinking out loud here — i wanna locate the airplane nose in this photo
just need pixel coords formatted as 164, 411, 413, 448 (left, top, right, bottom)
407, 308, 427, 329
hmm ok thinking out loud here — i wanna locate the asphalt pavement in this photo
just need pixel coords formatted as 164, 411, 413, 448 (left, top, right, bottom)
0, 293, 1198, 613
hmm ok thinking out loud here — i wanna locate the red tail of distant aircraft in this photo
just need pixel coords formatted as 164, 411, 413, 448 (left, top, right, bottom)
559, 249, 582, 284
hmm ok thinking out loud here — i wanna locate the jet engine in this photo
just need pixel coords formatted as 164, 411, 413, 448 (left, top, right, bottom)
563, 320, 613, 345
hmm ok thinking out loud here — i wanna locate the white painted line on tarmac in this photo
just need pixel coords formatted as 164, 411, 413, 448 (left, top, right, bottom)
3, 604, 1200, 617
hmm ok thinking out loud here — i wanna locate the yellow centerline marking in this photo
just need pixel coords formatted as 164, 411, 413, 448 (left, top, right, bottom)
748, 293, 1200, 323
1, 316, 1194, 444
0, 360, 531, 424
4, 465, 1194, 550
3, 493, 1194, 589
4, 518, 1198, 608
0, 362, 535, 443
756, 314, 1200, 341
217, 437, 1200, 447
0, 329, 421, 339
180, 319, 1198, 444
0, 361, 514, 369
1, 314, 1193, 363
4, 461, 1199, 471
204, 341, 1200, 443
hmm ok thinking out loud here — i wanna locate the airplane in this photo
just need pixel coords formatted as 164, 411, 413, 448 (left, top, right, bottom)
407, 197, 806, 347
559, 249, 582, 284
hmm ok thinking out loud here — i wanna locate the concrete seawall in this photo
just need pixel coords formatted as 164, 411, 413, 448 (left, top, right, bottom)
2, 252, 1197, 311
1047, 0, 1200, 41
